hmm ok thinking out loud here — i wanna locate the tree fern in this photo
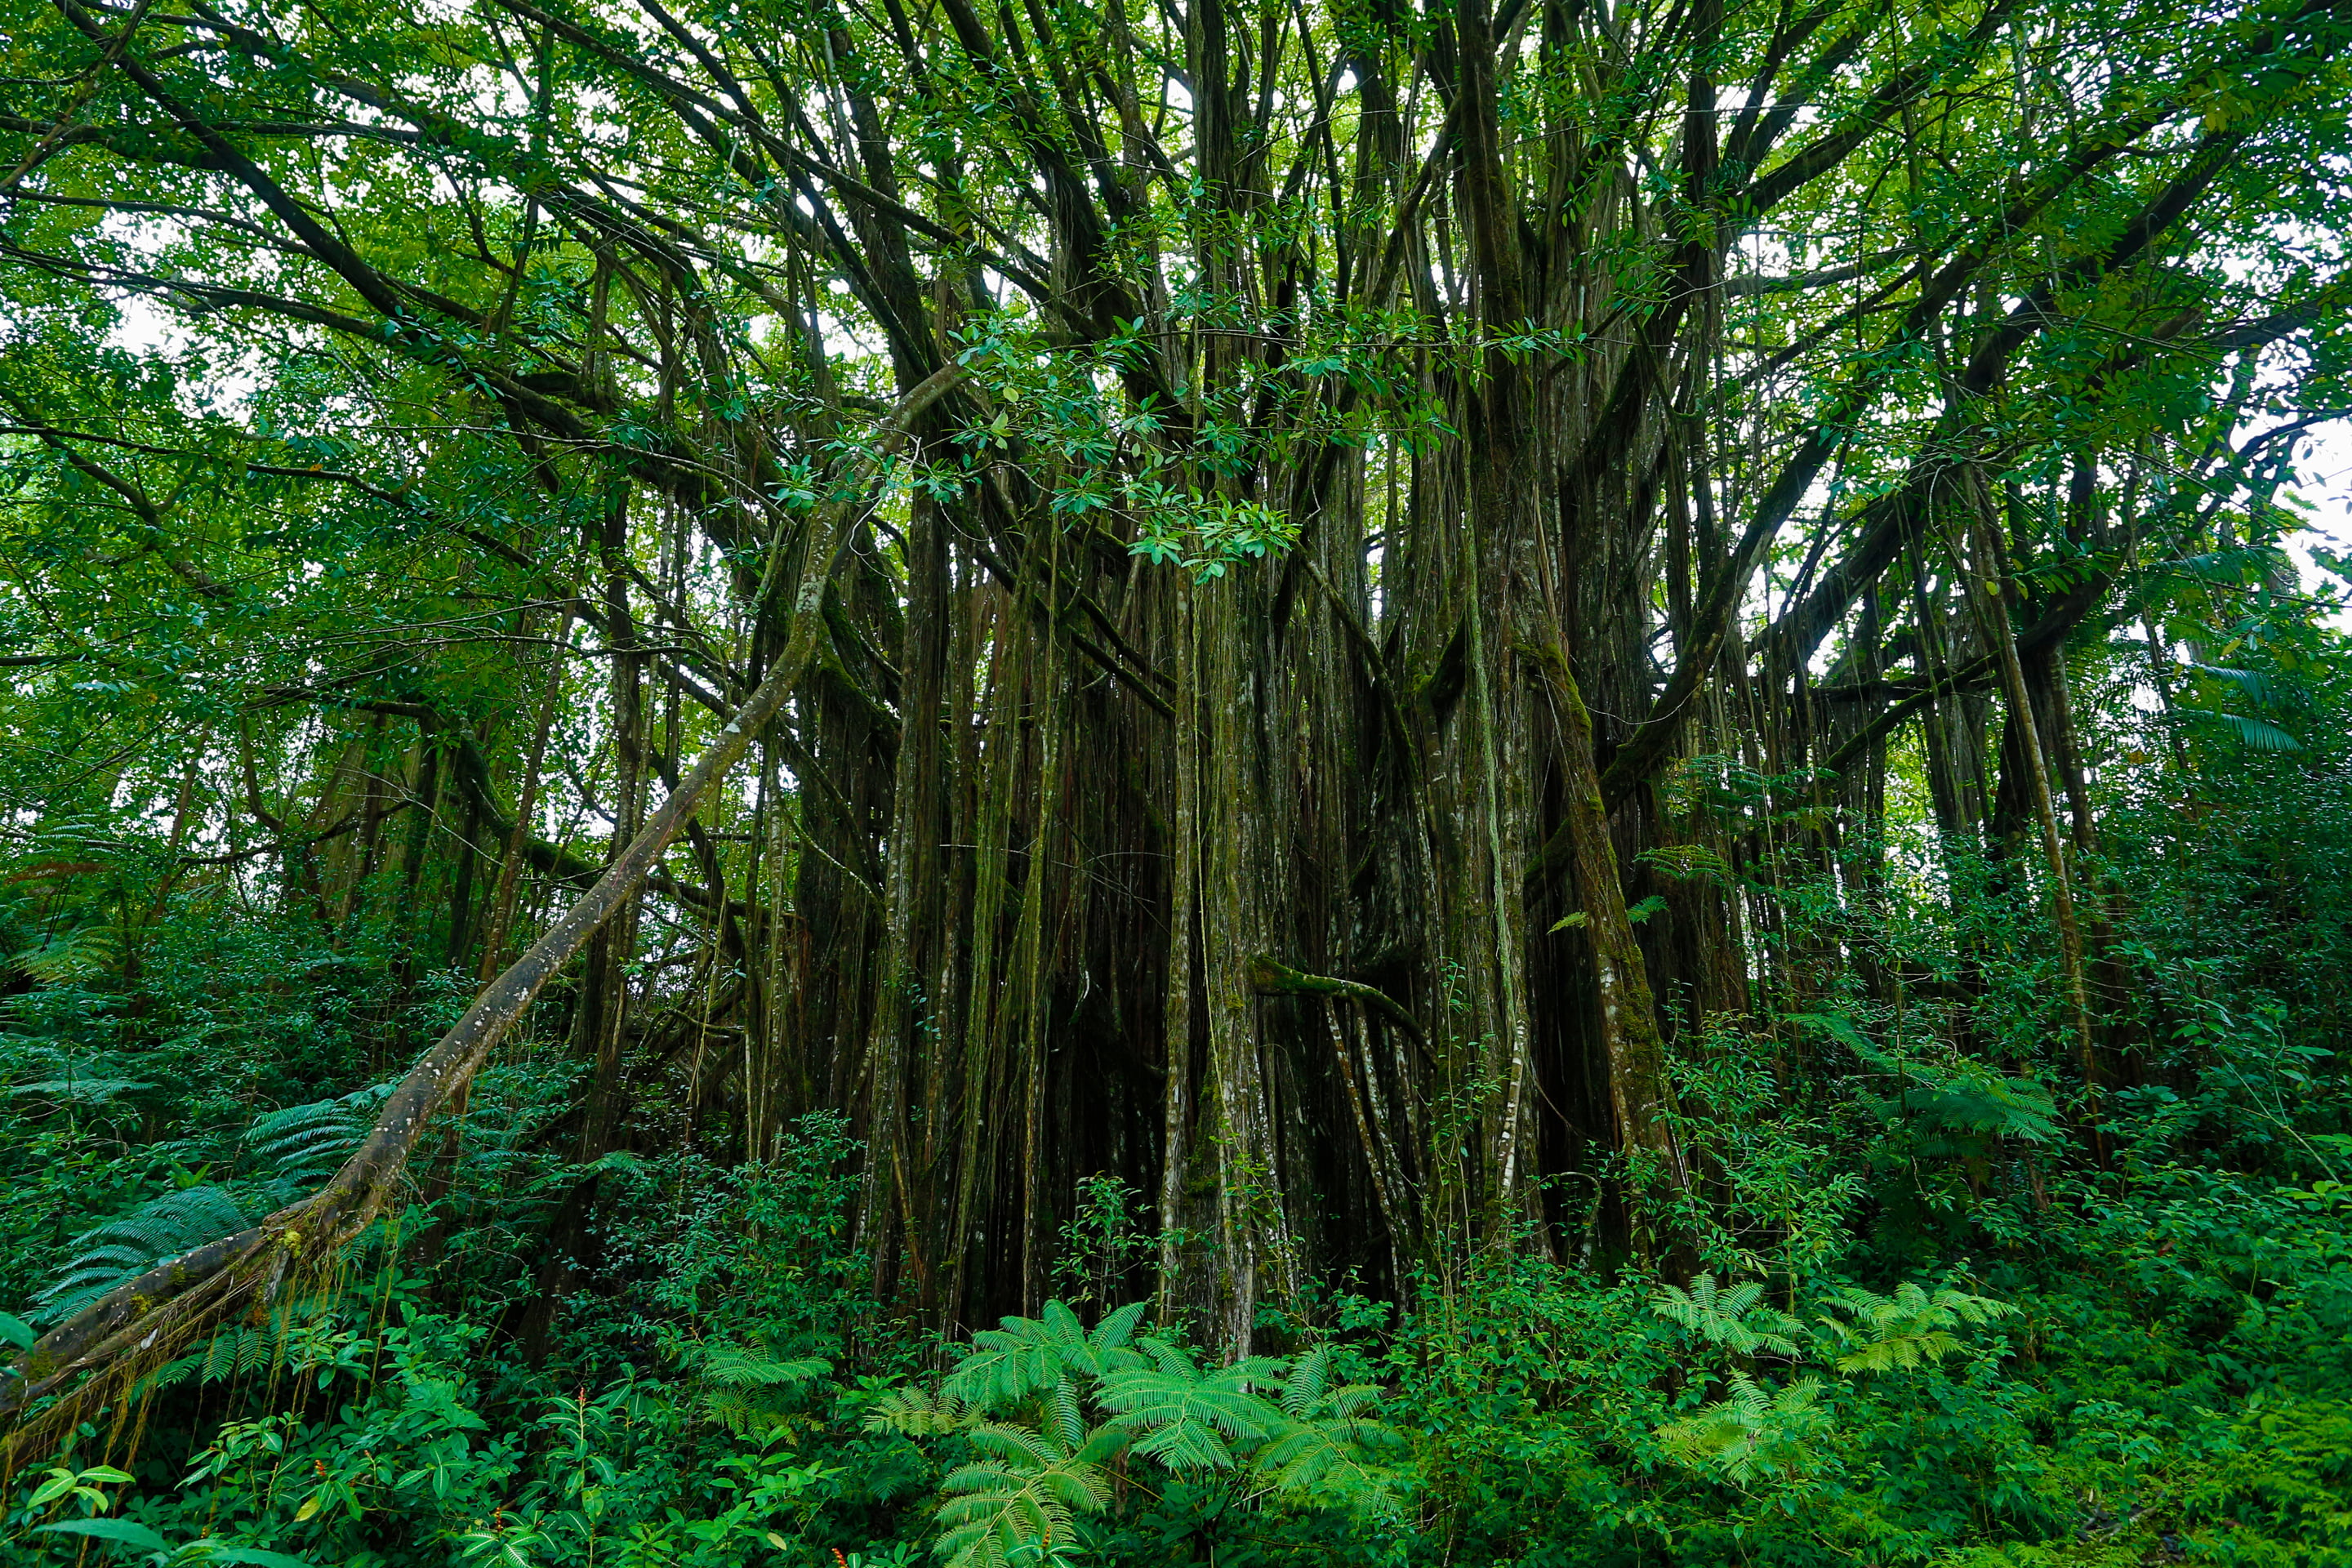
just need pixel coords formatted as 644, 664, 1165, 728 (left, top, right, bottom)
1650, 1272, 1802, 1358
1253, 1346, 1399, 1508
5, 1076, 154, 1105
38, 1185, 251, 1323
142, 1324, 283, 1395
686, 1340, 831, 1437
942, 1298, 1152, 1417
699, 1343, 832, 1388
1891, 1071, 2060, 1150
866, 1385, 978, 1437
9, 921, 119, 984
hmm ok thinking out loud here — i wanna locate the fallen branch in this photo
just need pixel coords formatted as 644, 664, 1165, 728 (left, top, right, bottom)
0, 363, 963, 1455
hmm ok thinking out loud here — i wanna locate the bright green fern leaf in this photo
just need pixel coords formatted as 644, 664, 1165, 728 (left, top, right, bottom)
1815, 1281, 2014, 1373
1656, 1374, 1833, 1483
39, 1185, 252, 1323
933, 1419, 1119, 1568
1651, 1272, 1802, 1358
1096, 1349, 1286, 1472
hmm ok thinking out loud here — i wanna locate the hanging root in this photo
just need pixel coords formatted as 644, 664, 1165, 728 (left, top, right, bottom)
1248, 955, 1425, 1048
0, 1198, 359, 1464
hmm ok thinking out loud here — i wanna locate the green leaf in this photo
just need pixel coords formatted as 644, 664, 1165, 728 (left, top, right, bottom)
35, 1517, 172, 1553
1650, 1273, 1802, 1358
178, 1545, 317, 1567
1656, 1374, 1832, 1482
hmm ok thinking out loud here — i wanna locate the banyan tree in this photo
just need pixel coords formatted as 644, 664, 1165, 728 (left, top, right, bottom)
2, 0, 2346, 1426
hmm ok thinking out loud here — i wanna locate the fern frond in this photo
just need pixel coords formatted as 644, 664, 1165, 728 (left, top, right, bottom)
38, 1185, 252, 1323
705, 1391, 761, 1438
11, 924, 121, 984
245, 1080, 393, 1187
934, 1422, 1115, 1568
1280, 1344, 1335, 1418
1044, 1379, 1087, 1453
1816, 1281, 2014, 1373
5, 1078, 154, 1104
942, 1298, 1152, 1415
866, 1386, 975, 1437
944, 1312, 1077, 1413
1254, 1355, 1401, 1513
1656, 1374, 1832, 1483
1136, 1336, 1197, 1379
1650, 1272, 1802, 1358
1085, 1300, 1150, 1361
700, 1343, 831, 1388
1098, 1361, 1285, 1472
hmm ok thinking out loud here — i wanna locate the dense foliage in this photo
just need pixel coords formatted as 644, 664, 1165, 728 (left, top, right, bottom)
2, 0, 2350, 1559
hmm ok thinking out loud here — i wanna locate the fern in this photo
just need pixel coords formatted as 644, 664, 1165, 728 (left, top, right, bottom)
245, 1080, 393, 1190
9, 922, 120, 984
933, 1420, 1119, 1568
1657, 1374, 1832, 1483
701, 1343, 831, 1388
942, 1298, 1152, 1417
1253, 1346, 1399, 1508
1650, 1272, 1802, 1358
1891, 1071, 2060, 1151
1096, 1345, 1287, 1472
897, 1303, 1402, 1558
685, 1339, 831, 1437
38, 1185, 251, 1323
137, 1325, 278, 1396
1816, 1281, 2014, 1373
867, 1384, 979, 1437
5, 1076, 154, 1104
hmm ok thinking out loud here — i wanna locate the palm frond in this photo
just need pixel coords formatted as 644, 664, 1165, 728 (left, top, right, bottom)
2176, 708, 2303, 752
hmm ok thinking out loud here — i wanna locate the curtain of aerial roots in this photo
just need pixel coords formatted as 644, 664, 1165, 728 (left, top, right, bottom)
733, 263, 1726, 1343
18, 0, 2286, 1365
